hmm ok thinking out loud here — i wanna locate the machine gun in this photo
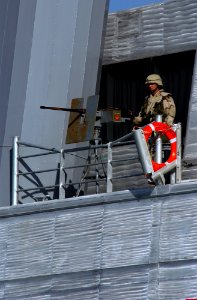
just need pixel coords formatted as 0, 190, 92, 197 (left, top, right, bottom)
40, 105, 86, 114
40, 96, 98, 144
40, 96, 132, 144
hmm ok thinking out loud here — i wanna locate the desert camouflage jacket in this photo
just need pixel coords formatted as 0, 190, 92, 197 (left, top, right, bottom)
133, 90, 176, 126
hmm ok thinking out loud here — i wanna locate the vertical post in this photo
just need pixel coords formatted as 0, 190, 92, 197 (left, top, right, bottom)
154, 115, 164, 185
155, 115, 163, 164
11, 136, 19, 206
107, 142, 113, 193
170, 124, 176, 184
134, 129, 154, 175
170, 123, 182, 184
94, 127, 100, 194
59, 149, 65, 199
175, 123, 182, 183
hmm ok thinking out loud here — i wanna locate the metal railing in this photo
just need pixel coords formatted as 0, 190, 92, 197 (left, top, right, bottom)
12, 136, 61, 205
11, 132, 139, 205
11, 123, 182, 205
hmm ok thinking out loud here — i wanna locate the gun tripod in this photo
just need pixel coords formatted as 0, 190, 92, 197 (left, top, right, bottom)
76, 125, 107, 196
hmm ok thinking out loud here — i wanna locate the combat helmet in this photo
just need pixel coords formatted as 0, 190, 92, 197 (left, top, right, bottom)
145, 74, 163, 87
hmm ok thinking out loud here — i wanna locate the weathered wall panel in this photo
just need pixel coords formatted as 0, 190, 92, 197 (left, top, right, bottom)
184, 51, 197, 160
0, 183, 197, 298
103, 0, 197, 64
103, 0, 197, 170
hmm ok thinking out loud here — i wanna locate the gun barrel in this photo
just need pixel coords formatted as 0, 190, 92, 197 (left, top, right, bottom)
40, 106, 86, 114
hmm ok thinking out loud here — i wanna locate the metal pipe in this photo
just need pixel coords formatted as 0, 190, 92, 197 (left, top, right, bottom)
134, 129, 153, 175
111, 131, 134, 145
18, 168, 59, 176
54, 140, 133, 159
94, 128, 100, 194
107, 142, 113, 192
152, 160, 177, 183
155, 115, 162, 164
17, 184, 60, 192
63, 143, 108, 154
59, 149, 65, 199
18, 141, 60, 152
11, 136, 19, 205
174, 123, 182, 183
61, 136, 134, 154
19, 151, 59, 159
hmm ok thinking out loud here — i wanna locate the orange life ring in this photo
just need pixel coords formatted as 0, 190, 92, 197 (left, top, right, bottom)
142, 121, 177, 172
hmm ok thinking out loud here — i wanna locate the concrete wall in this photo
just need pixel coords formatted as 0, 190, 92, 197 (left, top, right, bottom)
0, 0, 109, 207
0, 183, 197, 299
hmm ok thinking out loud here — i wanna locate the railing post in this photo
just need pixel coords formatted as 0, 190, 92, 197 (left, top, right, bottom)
170, 123, 182, 184
94, 127, 100, 194
155, 115, 163, 164
59, 149, 65, 199
134, 129, 154, 175
12, 136, 19, 206
107, 142, 113, 193
154, 115, 164, 185
175, 123, 182, 183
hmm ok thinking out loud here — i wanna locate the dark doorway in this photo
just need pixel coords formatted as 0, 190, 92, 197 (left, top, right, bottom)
99, 50, 195, 144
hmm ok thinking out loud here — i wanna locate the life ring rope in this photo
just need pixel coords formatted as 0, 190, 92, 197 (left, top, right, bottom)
142, 121, 177, 172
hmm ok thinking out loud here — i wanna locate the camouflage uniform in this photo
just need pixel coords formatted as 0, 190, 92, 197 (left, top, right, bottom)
133, 74, 176, 126
133, 90, 176, 126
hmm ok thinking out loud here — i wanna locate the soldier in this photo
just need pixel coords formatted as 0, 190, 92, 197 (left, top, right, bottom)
133, 74, 176, 126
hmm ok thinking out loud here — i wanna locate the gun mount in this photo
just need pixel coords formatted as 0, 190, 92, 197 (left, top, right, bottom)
40, 96, 132, 144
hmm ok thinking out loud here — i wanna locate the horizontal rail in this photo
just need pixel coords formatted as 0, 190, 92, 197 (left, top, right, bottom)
19, 151, 59, 159
63, 144, 108, 154
63, 161, 107, 170
62, 156, 138, 170
18, 172, 142, 193
110, 156, 139, 164
111, 173, 144, 180
18, 131, 135, 156
17, 184, 60, 192
18, 167, 59, 176
63, 139, 135, 154
111, 131, 134, 145
12, 128, 150, 204
63, 178, 107, 186
18, 140, 60, 153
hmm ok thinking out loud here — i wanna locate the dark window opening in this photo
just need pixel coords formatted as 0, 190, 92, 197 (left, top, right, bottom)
99, 50, 195, 145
